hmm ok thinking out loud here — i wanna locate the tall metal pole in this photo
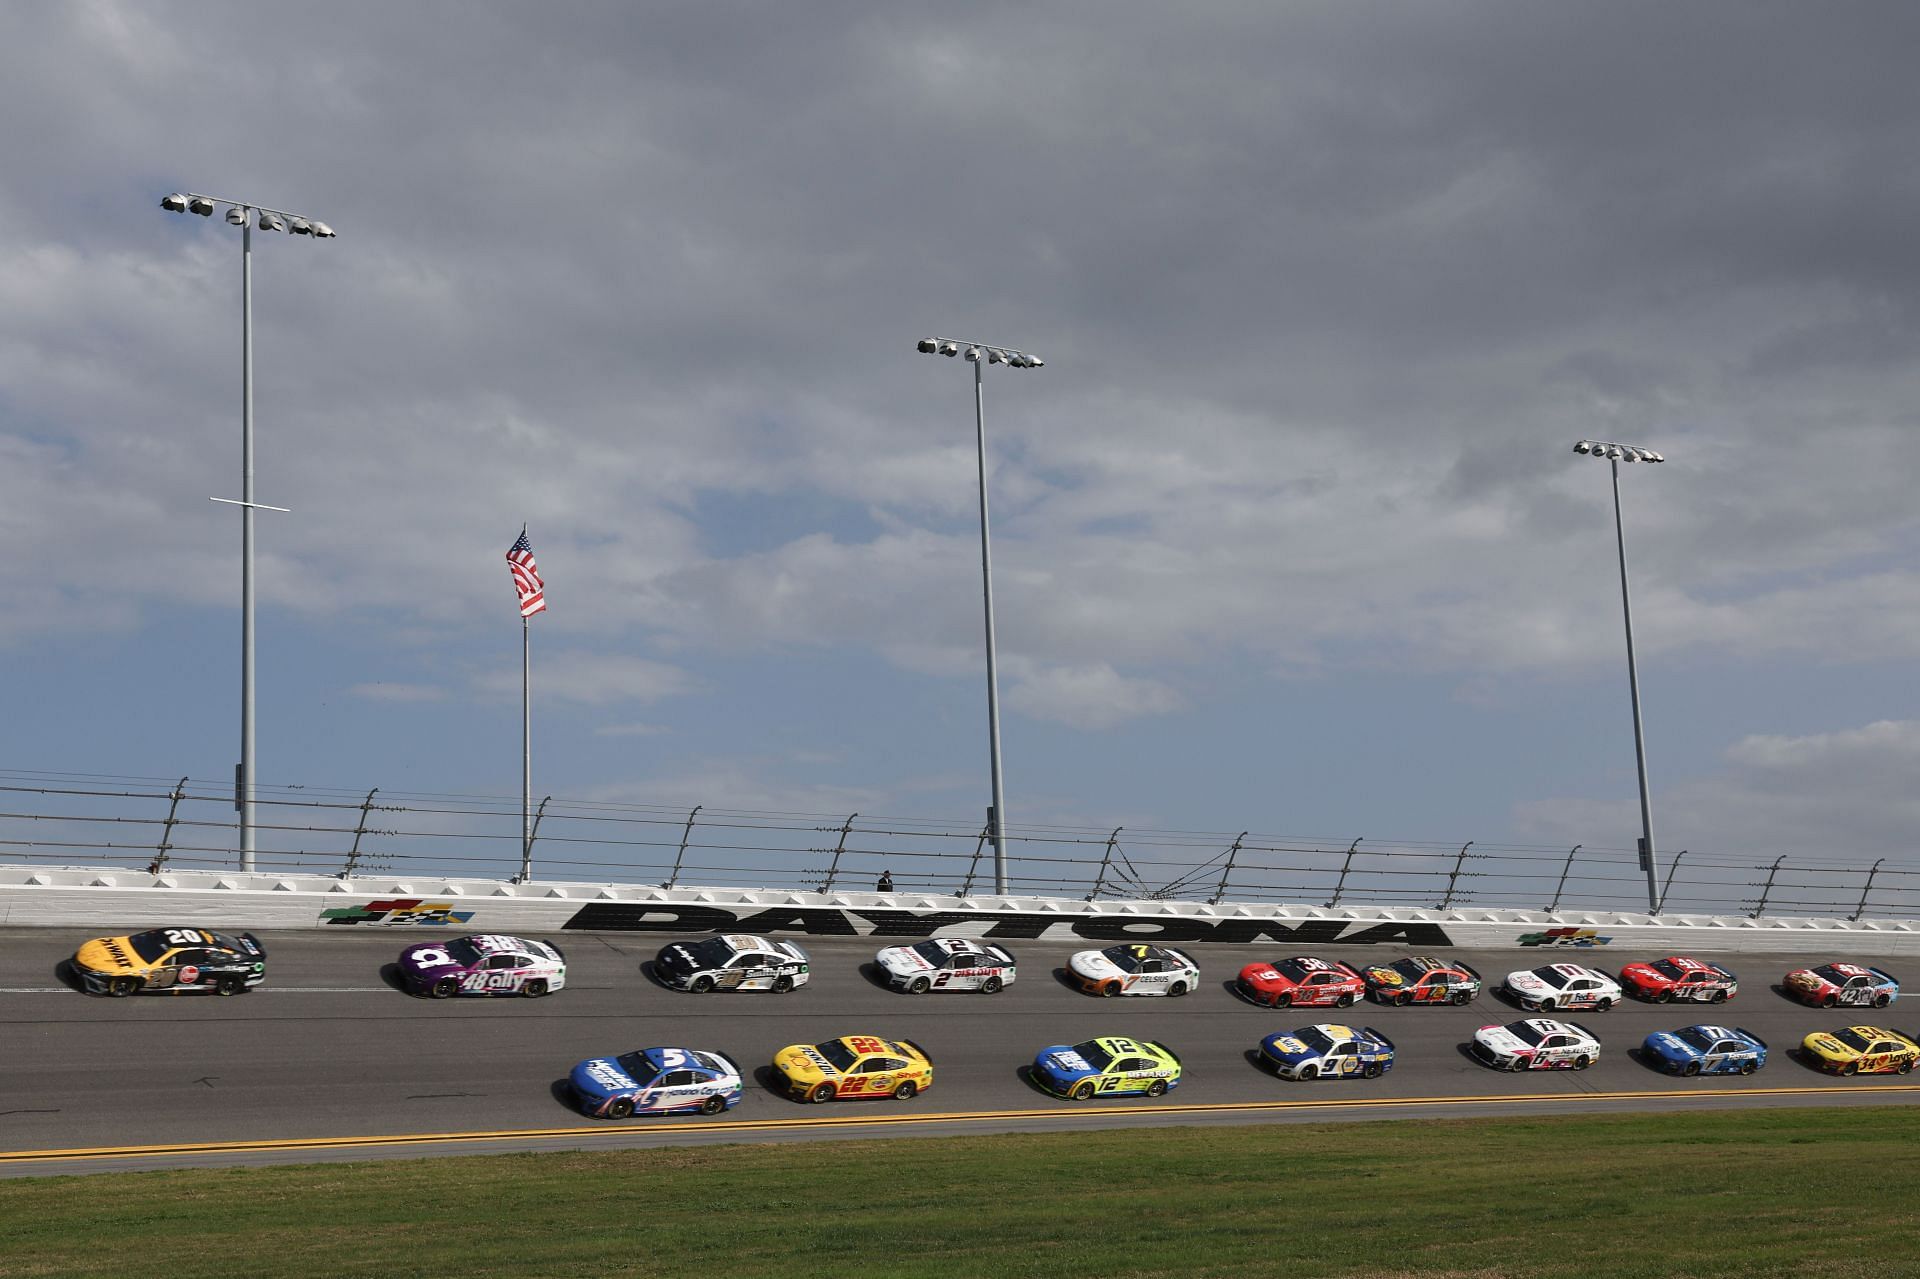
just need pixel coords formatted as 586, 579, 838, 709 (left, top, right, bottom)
239, 215, 257, 872
520, 615, 532, 882
1611, 457, 1661, 914
974, 357, 1009, 895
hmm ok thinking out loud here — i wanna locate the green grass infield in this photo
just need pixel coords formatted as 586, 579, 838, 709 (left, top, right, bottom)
5, 1106, 1918, 1277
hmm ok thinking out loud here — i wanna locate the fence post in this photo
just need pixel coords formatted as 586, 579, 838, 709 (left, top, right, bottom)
514, 796, 551, 884
961, 810, 993, 896
1327, 837, 1362, 908
1750, 856, 1786, 917
1439, 841, 1473, 909
665, 805, 702, 888
820, 812, 858, 893
340, 788, 381, 879
1547, 845, 1580, 913
1210, 832, 1248, 905
150, 777, 190, 874
1088, 827, 1123, 901
1657, 849, 1687, 913
1852, 859, 1885, 921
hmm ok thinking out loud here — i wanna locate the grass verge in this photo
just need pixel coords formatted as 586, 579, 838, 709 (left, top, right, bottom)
4, 1107, 1917, 1278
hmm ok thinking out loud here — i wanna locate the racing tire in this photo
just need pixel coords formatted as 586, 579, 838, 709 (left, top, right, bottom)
1656, 990, 1673, 1004
1297, 1064, 1318, 1081
431, 976, 459, 999
1363, 1062, 1383, 1079
1822, 995, 1838, 1009
1874, 994, 1891, 1009
808, 1083, 837, 1104
1168, 982, 1189, 998
690, 975, 715, 994
214, 975, 242, 997
981, 976, 1002, 994
1335, 993, 1355, 1009
772, 976, 795, 994
1573, 1055, 1591, 1071
1508, 1057, 1528, 1073
891, 1080, 918, 1101
1145, 1080, 1168, 1097
1843, 1062, 1859, 1077
523, 979, 548, 998
1900, 1060, 1915, 1076
1270, 992, 1291, 1009
1071, 1080, 1096, 1100
608, 1097, 635, 1120
108, 977, 138, 998
908, 977, 931, 994
1451, 990, 1472, 1007
1739, 1061, 1757, 1076
1596, 998, 1614, 1012
701, 1094, 727, 1115
1682, 1062, 1700, 1077
1394, 992, 1412, 1007
1101, 980, 1121, 998
1710, 990, 1728, 1004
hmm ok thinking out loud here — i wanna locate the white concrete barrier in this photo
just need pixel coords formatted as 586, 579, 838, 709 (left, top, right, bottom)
5, 864, 1920, 954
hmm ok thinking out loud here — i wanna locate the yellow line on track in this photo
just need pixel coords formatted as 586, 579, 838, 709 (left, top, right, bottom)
4, 1084, 1913, 1165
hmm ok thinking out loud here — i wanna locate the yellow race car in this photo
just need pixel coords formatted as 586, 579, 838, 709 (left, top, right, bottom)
771, 1034, 932, 1103
1800, 1025, 1920, 1076
71, 927, 267, 997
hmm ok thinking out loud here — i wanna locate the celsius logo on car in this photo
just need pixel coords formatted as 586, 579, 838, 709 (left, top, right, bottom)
562, 903, 1454, 947
319, 899, 478, 927
1518, 928, 1613, 948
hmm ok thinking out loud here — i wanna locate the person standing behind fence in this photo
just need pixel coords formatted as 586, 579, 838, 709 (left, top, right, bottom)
877, 870, 894, 893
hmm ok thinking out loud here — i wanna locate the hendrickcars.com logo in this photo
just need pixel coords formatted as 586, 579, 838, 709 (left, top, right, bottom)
319, 898, 476, 927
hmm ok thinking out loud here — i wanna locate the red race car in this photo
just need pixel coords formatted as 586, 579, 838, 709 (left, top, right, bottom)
1617, 955, 1738, 1004
1361, 956, 1484, 1006
1236, 956, 1364, 1008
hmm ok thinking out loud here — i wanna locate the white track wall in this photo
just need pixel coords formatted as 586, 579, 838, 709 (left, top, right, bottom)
4, 865, 1920, 954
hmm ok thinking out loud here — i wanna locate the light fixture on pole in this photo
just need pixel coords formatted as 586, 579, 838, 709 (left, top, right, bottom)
160, 191, 335, 872
1571, 437, 1666, 914
915, 336, 1045, 895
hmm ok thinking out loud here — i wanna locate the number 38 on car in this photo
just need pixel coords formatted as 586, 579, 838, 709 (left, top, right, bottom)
771, 1035, 933, 1103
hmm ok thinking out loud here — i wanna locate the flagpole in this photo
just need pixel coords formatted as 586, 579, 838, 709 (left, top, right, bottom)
520, 610, 532, 883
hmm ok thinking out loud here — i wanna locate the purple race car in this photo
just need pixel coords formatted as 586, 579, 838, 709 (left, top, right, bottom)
397, 934, 566, 998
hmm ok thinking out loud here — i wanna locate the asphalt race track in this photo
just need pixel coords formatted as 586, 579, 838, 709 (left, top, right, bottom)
3, 928, 1916, 1176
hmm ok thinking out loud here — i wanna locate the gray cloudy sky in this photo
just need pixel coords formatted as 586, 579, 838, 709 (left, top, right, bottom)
4, 2, 1919, 891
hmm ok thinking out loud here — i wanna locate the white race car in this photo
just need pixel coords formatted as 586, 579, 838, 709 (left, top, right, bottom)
875, 938, 1017, 994
1501, 962, 1621, 1012
1471, 1018, 1602, 1071
1068, 944, 1199, 997
652, 934, 811, 993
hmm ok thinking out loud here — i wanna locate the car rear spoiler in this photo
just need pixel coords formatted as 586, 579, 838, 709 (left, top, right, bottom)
1147, 1041, 1182, 1065
1170, 948, 1197, 967
1736, 1028, 1768, 1051
240, 931, 266, 957
1458, 961, 1482, 981
1363, 1027, 1395, 1053
902, 1039, 929, 1060
1871, 967, 1898, 984
1570, 1021, 1599, 1041
713, 1050, 743, 1078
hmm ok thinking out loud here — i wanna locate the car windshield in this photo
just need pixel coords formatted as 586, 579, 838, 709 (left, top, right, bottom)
613, 1052, 655, 1081
815, 1040, 860, 1072
1531, 967, 1572, 989
910, 941, 957, 964
1673, 1027, 1717, 1052
1507, 1022, 1549, 1046
441, 937, 483, 967
126, 930, 180, 963
1832, 1028, 1876, 1053
1102, 946, 1158, 974
1388, 959, 1427, 981
679, 938, 737, 969
1295, 1027, 1337, 1055
1070, 1040, 1116, 1072
1650, 959, 1690, 980
1274, 958, 1327, 982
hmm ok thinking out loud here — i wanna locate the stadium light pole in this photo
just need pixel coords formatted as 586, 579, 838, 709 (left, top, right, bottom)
160, 192, 335, 871
915, 338, 1045, 895
1571, 438, 1666, 914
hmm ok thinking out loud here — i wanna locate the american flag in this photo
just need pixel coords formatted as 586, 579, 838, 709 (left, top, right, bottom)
506, 528, 546, 617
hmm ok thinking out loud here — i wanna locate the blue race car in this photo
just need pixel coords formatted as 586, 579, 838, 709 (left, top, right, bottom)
1258, 1023, 1396, 1080
568, 1046, 743, 1118
1640, 1024, 1767, 1076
